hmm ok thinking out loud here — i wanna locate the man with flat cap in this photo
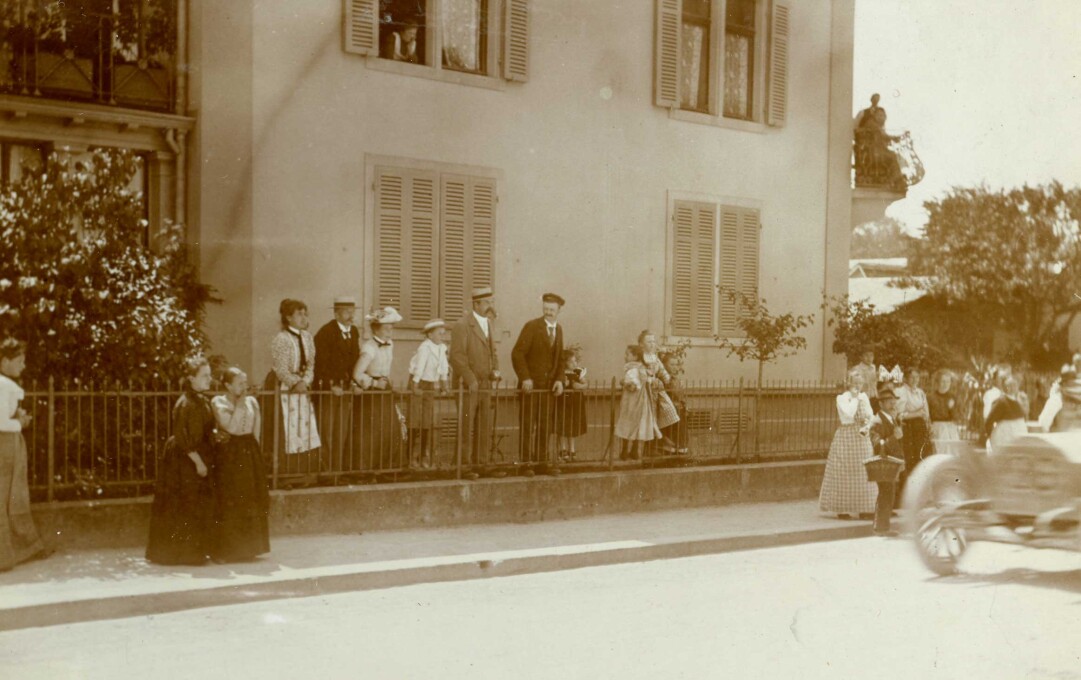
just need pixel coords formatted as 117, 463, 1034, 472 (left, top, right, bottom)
314, 296, 362, 471
450, 286, 502, 479
512, 292, 566, 476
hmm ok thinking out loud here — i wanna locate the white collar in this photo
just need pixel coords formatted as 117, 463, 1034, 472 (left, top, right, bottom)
544, 319, 557, 330
336, 321, 352, 334
287, 326, 302, 335
473, 311, 489, 325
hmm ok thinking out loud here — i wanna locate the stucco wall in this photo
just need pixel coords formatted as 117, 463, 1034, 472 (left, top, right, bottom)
194, 0, 854, 383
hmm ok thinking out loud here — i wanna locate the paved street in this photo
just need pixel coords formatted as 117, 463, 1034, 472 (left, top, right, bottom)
2, 536, 1079, 680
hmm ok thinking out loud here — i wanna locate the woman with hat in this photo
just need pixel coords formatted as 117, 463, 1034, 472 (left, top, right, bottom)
407, 319, 450, 468
352, 306, 404, 472
818, 369, 877, 519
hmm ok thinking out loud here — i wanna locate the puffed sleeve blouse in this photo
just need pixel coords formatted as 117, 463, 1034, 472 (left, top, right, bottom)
836, 391, 872, 425
211, 395, 260, 436
0, 374, 24, 433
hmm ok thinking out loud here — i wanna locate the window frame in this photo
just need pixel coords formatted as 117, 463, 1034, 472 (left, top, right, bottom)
364, 154, 503, 329
664, 190, 762, 344
365, 0, 504, 90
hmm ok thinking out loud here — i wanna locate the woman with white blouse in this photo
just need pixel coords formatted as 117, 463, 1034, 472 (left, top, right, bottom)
211, 367, 270, 562
353, 307, 404, 471
818, 370, 877, 519
895, 367, 931, 500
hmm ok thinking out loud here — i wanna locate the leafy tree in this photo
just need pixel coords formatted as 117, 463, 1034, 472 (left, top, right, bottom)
822, 294, 940, 369
718, 290, 812, 386
907, 182, 1081, 367
850, 217, 918, 260
0, 148, 214, 385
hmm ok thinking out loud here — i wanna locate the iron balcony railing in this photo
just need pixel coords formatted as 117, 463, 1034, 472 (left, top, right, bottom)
0, 0, 177, 112
19, 378, 855, 501
853, 128, 925, 191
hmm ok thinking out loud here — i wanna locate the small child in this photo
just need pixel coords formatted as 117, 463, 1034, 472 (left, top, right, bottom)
553, 348, 588, 461
407, 319, 450, 468
868, 382, 905, 537
615, 345, 661, 461
659, 352, 690, 454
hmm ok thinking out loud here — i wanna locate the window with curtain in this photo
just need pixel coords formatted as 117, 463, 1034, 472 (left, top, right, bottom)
723, 0, 755, 120
442, 0, 487, 74
679, 0, 711, 112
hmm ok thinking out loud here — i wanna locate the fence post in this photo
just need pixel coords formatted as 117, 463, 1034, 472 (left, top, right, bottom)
455, 383, 464, 480
271, 381, 280, 491
754, 379, 762, 461
608, 377, 617, 471
46, 377, 55, 502
734, 378, 744, 464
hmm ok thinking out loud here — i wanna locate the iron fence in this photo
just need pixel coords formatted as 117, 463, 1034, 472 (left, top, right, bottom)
21, 378, 852, 501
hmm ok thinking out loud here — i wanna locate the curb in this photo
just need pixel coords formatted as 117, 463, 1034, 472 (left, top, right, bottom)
0, 523, 871, 632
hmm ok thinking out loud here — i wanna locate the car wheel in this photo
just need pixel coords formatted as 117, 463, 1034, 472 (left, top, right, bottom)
903, 454, 972, 576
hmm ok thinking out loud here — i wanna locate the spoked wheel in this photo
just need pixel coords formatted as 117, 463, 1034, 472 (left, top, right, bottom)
903, 455, 974, 576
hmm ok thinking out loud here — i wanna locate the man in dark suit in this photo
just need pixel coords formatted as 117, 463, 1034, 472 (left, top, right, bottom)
511, 292, 566, 476
870, 383, 905, 537
313, 296, 362, 472
450, 286, 502, 480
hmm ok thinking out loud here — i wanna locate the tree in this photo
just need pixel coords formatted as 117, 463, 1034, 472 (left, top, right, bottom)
850, 217, 918, 260
907, 182, 1081, 367
822, 294, 941, 369
717, 290, 812, 387
0, 148, 215, 384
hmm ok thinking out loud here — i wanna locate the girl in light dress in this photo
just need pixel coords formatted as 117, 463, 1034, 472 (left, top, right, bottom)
615, 345, 661, 461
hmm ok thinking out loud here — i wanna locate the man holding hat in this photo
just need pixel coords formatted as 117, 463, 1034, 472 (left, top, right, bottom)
314, 296, 362, 471
450, 286, 502, 478
511, 292, 566, 475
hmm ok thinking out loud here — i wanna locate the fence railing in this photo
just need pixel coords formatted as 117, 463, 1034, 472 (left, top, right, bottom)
20, 378, 847, 502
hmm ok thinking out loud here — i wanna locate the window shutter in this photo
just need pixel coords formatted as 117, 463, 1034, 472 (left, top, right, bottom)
671, 200, 716, 337
374, 167, 438, 325
440, 175, 496, 323
654, 0, 681, 108
343, 0, 379, 56
502, 0, 530, 82
718, 205, 761, 336
766, 1, 790, 127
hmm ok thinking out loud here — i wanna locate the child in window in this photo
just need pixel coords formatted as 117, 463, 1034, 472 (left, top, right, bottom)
407, 319, 449, 468
615, 345, 661, 461
392, 22, 419, 63
553, 347, 588, 462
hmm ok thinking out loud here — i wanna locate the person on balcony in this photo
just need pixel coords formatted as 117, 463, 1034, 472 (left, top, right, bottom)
853, 93, 885, 130
0, 338, 49, 571
818, 369, 876, 520
146, 356, 216, 566
353, 307, 405, 473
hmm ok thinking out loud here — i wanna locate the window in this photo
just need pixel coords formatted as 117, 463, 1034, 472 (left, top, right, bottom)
667, 196, 760, 338
372, 163, 496, 326
344, 0, 528, 83
655, 0, 789, 126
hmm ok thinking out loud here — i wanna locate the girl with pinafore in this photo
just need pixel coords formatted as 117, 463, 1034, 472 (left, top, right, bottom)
638, 330, 680, 453
615, 345, 661, 461
553, 347, 588, 462
211, 367, 271, 562
147, 356, 217, 566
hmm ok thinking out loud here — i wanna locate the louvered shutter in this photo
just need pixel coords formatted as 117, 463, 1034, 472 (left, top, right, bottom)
374, 167, 438, 325
343, 0, 379, 56
654, 0, 681, 108
718, 205, 761, 336
671, 200, 716, 337
766, 1, 790, 127
440, 175, 496, 323
503, 0, 530, 82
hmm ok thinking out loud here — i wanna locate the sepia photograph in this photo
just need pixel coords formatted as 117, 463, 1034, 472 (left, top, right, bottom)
1, 0, 1080, 677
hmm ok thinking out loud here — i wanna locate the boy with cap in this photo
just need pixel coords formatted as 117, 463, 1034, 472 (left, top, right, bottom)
408, 319, 450, 468
868, 382, 905, 537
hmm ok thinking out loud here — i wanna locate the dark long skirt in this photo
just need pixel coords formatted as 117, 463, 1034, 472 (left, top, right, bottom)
213, 434, 270, 562
897, 418, 931, 504
354, 388, 405, 471
146, 438, 214, 566
552, 390, 588, 438
0, 432, 45, 571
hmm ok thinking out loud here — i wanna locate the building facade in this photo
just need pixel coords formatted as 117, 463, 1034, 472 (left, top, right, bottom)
2, 0, 857, 383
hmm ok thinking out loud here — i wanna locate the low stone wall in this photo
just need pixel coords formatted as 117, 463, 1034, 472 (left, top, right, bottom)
31, 461, 826, 550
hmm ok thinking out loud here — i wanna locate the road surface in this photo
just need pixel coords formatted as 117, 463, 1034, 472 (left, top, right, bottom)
2, 536, 1080, 679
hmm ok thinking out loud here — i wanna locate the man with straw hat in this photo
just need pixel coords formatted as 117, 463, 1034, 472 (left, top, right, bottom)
313, 296, 362, 472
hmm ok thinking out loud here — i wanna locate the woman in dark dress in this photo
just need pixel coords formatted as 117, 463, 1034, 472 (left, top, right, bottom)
146, 357, 216, 566
211, 367, 270, 562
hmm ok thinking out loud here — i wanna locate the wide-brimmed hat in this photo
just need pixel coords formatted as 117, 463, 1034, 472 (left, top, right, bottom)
365, 306, 403, 325
422, 319, 446, 334
471, 286, 493, 300
877, 383, 899, 401
332, 296, 357, 308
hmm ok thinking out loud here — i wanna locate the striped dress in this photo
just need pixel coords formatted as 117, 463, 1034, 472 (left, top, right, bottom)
819, 391, 878, 515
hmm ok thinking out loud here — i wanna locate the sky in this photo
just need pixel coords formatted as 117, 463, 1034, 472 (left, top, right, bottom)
853, 0, 1081, 233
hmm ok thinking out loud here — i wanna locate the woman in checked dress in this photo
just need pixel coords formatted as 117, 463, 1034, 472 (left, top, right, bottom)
818, 370, 877, 518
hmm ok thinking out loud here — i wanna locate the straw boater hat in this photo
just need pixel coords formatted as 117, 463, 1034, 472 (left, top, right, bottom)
422, 319, 445, 334
471, 286, 493, 300
365, 306, 403, 325
332, 296, 357, 309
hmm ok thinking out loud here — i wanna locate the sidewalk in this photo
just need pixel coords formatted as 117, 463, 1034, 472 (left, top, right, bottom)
0, 499, 872, 631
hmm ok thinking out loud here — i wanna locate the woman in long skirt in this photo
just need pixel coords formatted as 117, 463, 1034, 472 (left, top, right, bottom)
927, 370, 960, 444
211, 367, 270, 562
147, 357, 216, 566
818, 370, 877, 518
896, 367, 932, 501
0, 339, 48, 571
615, 346, 662, 460
266, 299, 321, 483
353, 307, 405, 472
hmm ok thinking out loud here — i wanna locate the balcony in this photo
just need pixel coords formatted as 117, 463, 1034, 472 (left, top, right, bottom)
851, 127, 924, 228
0, 0, 178, 113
